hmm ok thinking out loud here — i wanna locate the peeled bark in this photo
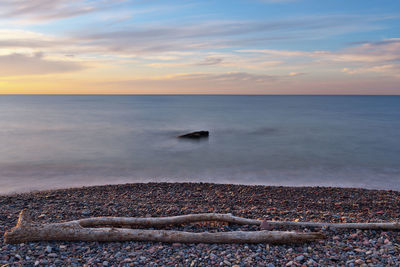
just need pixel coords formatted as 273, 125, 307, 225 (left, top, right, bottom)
4, 210, 324, 244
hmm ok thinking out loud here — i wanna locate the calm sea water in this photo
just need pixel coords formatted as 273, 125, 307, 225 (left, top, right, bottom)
0, 95, 399, 194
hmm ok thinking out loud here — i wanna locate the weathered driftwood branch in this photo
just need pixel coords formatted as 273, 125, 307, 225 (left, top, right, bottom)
261, 220, 400, 230
69, 213, 400, 230
5, 210, 399, 244
77, 213, 260, 227
4, 210, 324, 244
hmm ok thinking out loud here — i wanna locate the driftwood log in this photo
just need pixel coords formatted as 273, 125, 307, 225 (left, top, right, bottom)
4, 210, 324, 244
5, 210, 399, 244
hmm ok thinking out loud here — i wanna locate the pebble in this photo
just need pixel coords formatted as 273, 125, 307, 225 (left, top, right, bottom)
355, 259, 365, 265
45, 245, 52, 253
286, 260, 294, 266
307, 259, 316, 265
223, 259, 232, 266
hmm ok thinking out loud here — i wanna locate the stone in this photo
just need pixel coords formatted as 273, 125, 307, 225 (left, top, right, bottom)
355, 259, 364, 265
178, 131, 209, 139
45, 245, 52, 253
295, 255, 305, 262
81, 210, 91, 215
306, 259, 316, 265
224, 260, 232, 266
260, 220, 274, 230
286, 261, 294, 266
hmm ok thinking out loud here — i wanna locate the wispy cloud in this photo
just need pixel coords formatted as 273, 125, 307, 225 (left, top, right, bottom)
342, 65, 400, 78
0, 0, 125, 22
238, 38, 400, 77
0, 29, 67, 50
99, 71, 310, 94
0, 14, 391, 57
195, 57, 224, 66
71, 15, 380, 56
0, 53, 85, 76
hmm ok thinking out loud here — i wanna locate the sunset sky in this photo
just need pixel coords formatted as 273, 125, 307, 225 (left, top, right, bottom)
0, 0, 399, 94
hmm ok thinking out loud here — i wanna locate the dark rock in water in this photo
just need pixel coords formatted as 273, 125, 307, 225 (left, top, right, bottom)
178, 131, 209, 139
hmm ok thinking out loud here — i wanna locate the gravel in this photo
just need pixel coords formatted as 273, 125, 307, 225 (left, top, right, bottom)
1, 182, 400, 266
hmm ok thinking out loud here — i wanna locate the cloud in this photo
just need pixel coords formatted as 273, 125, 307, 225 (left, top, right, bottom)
238, 38, 400, 77
0, 0, 123, 22
242, 38, 400, 62
0, 53, 86, 76
0, 39, 63, 49
342, 64, 400, 77
0, 14, 391, 59
97, 71, 310, 94
0, 29, 61, 48
195, 57, 223, 66
288, 72, 305, 76
181, 72, 278, 83
73, 15, 373, 56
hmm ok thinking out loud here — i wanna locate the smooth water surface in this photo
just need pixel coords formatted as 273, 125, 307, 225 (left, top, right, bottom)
0, 95, 399, 194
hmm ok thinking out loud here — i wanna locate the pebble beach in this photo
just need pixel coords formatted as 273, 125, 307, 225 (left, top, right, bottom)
1, 182, 400, 266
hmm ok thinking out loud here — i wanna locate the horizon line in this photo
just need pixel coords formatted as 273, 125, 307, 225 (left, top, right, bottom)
0, 93, 399, 96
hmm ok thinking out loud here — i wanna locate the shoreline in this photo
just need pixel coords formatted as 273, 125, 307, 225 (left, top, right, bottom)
2, 180, 400, 197
1, 182, 400, 266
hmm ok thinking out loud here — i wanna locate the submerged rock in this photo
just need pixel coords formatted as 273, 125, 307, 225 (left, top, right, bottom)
178, 131, 209, 139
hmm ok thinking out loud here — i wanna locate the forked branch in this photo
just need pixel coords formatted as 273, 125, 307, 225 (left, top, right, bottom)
4, 210, 323, 244
4, 210, 399, 244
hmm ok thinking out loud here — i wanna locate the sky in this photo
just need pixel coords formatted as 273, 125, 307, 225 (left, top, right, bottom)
0, 0, 399, 94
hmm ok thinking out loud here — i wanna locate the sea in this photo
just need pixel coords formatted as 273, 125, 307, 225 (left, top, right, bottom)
0, 95, 399, 194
